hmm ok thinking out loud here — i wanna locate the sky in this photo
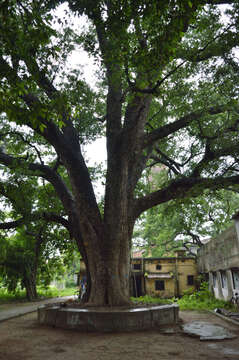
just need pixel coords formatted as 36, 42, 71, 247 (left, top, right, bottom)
85, 138, 107, 167
56, 4, 107, 170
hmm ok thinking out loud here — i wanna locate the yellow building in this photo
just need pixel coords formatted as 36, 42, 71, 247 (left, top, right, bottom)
78, 250, 197, 299
131, 250, 197, 298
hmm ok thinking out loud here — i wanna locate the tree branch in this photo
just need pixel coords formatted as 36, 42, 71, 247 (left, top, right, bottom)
177, 25, 239, 63
143, 104, 234, 149
150, 155, 180, 175
0, 148, 74, 212
0, 212, 70, 231
133, 174, 239, 218
192, 141, 239, 177
0, 55, 69, 149
0, 130, 46, 165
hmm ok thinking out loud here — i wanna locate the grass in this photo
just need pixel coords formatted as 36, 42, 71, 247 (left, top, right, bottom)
37, 286, 77, 298
131, 283, 237, 312
0, 286, 77, 304
131, 294, 172, 306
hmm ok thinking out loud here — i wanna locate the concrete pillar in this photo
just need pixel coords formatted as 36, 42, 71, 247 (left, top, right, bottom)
226, 270, 234, 300
232, 213, 239, 251
208, 272, 214, 293
216, 271, 224, 300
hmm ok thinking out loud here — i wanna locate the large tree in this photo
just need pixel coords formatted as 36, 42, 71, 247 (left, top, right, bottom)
0, 0, 239, 306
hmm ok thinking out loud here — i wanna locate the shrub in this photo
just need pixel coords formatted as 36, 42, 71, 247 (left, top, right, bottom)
131, 295, 171, 305
130, 282, 237, 311
177, 282, 236, 311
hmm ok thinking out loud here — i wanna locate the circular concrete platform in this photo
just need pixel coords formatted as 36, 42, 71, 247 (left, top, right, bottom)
38, 303, 179, 332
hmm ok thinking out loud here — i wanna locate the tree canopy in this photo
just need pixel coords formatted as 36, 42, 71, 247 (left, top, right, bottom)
0, 0, 239, 306
133, 187, 239, 257
0, 176, 78, 300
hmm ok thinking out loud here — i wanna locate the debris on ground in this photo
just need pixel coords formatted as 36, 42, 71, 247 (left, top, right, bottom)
182, 321, 237, 341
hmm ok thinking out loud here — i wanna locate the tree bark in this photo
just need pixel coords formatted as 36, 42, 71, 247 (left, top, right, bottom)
23, 273, 38, 301
75, 215, 133, 306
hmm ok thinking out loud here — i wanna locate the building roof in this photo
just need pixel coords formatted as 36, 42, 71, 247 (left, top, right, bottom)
146, 273, 173, 279
131, 249, 146, 258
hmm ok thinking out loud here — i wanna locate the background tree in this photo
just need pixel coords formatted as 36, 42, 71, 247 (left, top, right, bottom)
0, 0, 239, 306
0, 176, 78, 300
0, 220, 79, 301
134, 189, 239, 257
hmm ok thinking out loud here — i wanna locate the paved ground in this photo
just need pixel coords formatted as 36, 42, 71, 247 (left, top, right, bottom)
1, 301, 239, 360
0, 296, 74, 322
0, 309, 239, 360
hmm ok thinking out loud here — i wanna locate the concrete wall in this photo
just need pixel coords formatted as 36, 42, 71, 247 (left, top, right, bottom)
197, 225, 239, 273
38, 303, 179, 332
145, 257, 175, 298
197, 220, 239, 301
177, 258, 198, 296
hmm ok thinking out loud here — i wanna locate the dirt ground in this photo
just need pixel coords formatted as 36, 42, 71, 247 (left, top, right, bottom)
0, 310, 239, 360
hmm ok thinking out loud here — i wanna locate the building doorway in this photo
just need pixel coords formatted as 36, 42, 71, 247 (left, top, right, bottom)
132, 274, 143, 297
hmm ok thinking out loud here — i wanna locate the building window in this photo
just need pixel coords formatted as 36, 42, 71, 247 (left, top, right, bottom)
133, 263, 141, 270
220, 271, 227, 289
232, 270, 239, 289
187, 275, 194, 286
155, 280, 165, 291
156, 264, 162, 270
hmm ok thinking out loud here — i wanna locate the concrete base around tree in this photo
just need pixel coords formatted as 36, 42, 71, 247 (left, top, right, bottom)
38, 303, 179, 332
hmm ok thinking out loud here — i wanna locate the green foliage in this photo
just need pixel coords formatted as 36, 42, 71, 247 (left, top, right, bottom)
131, 295, 171, 306
134, 167, 239, 255
0, 148, 81, 299
37, 286, 77, 298
65, 279, 77, 288
0, 232, 33, 292
0, 288, 28, 303
177, 282, 236, 311
131, 283, 236, 311
0, 219, 79, 298
0, 286, 77, 304
0, 0, 239, 305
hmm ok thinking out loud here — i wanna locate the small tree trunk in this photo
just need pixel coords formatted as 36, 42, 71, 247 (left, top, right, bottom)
23, 273, 38, 301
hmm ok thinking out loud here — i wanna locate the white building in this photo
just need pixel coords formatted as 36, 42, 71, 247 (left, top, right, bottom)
197, 213, 239, 301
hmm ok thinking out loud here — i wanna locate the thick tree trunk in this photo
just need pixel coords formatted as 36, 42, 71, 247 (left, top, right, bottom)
86, 259, 131, 306
82, 237, 132, 306
75, 217, 134, 307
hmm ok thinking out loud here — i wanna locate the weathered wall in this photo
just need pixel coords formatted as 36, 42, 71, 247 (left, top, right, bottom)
145, 278, 175, 298
197, 225, 239, 273
145, 258, 175, 298
197, 220, 239, 301
132, 256, 197, 298
177, 258, 198, 296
